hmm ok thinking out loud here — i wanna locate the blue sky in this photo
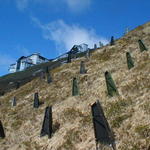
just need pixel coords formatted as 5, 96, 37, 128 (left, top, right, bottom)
0, 0, 150, 76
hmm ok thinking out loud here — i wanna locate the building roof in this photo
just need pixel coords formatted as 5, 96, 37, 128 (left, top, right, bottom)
27, 53, 49, 61
17, 53, 49, 61
18, 56, 26, 61
10, 53, 49, 66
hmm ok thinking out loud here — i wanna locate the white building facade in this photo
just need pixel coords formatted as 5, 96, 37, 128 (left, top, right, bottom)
9, 53, 49, 73
70, 43, 88, 53
77, 43, 88, 52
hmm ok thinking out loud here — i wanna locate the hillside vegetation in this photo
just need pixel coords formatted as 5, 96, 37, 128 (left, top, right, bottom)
0, 22, 150, 150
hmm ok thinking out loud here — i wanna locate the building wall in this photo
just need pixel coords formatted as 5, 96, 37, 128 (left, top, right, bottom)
9, 63, 17, 73
19, 58, 32, 71
29, 54, 39, 64
20, 61, 26, 71
37, 57, 47, 64
28, 54, 48, 65
79, 44, 88, 52
9, 53, 48, 73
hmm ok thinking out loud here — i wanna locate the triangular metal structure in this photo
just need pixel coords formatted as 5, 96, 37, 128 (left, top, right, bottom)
72, 78, 79, 96
110, 36, 115, 46
138, 40, 148, 52
105, 71, 118, 97
80, 61, 87, 74
40, 106, 53, 138
0, 120, 5, 139
12, 97, 17, 106
45, 67, 52, 84
33, 92, 40, 108
91, 100, 116, 150
126, 52, 134, 70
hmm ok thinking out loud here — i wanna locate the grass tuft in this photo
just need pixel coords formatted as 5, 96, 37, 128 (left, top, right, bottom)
106, 98, 132, 118
111, 114, 132, 128
135, 125, 150, 138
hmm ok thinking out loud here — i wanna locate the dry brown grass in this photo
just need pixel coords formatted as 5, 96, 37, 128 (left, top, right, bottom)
0, 22, 150, 150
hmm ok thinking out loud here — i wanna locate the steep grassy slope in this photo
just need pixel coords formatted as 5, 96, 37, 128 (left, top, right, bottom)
0, 60, 61, 95
0, 22, 150, 150
0, 49, 91, 96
